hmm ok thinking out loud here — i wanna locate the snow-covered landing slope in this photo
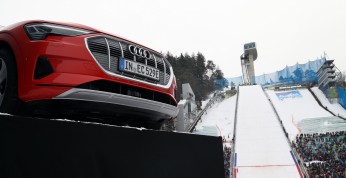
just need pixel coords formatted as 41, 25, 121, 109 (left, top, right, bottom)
194, 95, 236, 141
311, 87, 346, 118
235, 85, 299, 178
266, 89, 332, 141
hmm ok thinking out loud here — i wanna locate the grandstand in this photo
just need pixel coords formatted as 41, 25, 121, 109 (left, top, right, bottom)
293, 131, 346, 177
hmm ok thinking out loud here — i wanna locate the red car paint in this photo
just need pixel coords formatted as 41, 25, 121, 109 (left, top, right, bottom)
0, 20, 177, 122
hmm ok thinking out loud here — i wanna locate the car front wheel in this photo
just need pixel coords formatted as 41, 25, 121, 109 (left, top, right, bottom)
0, 49, 22, 114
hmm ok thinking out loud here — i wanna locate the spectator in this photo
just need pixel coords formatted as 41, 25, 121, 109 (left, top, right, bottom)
292, 131, 346, 177
223, 146, 232, 178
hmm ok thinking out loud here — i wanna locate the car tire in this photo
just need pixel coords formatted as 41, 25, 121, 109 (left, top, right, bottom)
0, 49, 22, 114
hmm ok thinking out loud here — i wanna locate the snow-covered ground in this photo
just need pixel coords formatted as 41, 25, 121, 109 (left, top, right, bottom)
201, 99, 210, 110
200, 92, 217, 109
297, 116, 346, 134
266, 89, 332, 141
192, 85, 346, 177
193, 94, 236, 146
235, 85, 300, 178
311, 87, 346, 118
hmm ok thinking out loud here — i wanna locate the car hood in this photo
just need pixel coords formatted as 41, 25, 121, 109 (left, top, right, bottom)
2, 20, 161, 54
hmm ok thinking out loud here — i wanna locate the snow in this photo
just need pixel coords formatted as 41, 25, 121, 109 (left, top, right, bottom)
53, 118, 148, 130
178, 99, 187, 105
297, 116, 346, 134
201, 99, 210, 109
235, 85, 300, 178
0, 112, 12, 116
190, 85, 346, 177
194, 94, 236, 141
200, 92, 215, 109
311, 87, 346, 118
266, 88, 332, 141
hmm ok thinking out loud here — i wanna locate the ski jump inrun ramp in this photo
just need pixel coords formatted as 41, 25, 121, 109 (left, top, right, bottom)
234, 85, 301, 178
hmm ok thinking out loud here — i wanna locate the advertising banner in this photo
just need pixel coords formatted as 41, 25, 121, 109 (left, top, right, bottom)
276, 90, 302, 101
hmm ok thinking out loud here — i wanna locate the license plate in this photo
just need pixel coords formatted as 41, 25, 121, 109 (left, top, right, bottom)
119, 58, 160, 81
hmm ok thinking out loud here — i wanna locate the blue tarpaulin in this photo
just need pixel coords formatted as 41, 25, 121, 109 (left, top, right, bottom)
337, 87, 346, 109
228, 57, 325, 86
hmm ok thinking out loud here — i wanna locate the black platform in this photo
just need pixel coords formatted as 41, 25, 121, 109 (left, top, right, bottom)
0, 115, 224, 178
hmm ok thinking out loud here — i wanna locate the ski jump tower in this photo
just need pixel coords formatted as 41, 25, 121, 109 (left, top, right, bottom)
240, 42, 257, 85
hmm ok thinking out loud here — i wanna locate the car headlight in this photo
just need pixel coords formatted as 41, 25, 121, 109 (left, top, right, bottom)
24, 23, 94, 40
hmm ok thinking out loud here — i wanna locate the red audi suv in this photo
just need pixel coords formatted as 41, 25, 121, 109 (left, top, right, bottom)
0, 20, 178, 128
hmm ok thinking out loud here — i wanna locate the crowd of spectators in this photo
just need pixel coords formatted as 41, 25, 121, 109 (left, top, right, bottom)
223, 145, 231, 178
292, 131, 346, 177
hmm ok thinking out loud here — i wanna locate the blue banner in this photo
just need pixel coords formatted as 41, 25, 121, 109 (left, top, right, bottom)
337, 87, 346, 109
276, 90, 302, 101
214, 78, 229, 90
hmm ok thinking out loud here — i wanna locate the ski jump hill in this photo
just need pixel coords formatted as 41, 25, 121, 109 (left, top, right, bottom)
233, 85, 346, 177
234, 85, 302, 178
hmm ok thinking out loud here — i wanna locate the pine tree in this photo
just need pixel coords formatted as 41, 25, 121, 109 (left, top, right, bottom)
164, 52, 225, 103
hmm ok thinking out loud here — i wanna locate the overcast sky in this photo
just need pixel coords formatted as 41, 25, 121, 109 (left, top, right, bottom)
1, 0, 346, 77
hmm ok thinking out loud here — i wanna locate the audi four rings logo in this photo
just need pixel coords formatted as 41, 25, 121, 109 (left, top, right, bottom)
129, 45, 151, 59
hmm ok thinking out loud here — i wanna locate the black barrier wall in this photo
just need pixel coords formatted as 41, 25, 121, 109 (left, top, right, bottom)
0, 115, 224, 178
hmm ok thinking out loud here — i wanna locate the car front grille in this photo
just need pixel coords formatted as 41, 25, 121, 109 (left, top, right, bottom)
86, 36, 171, 86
